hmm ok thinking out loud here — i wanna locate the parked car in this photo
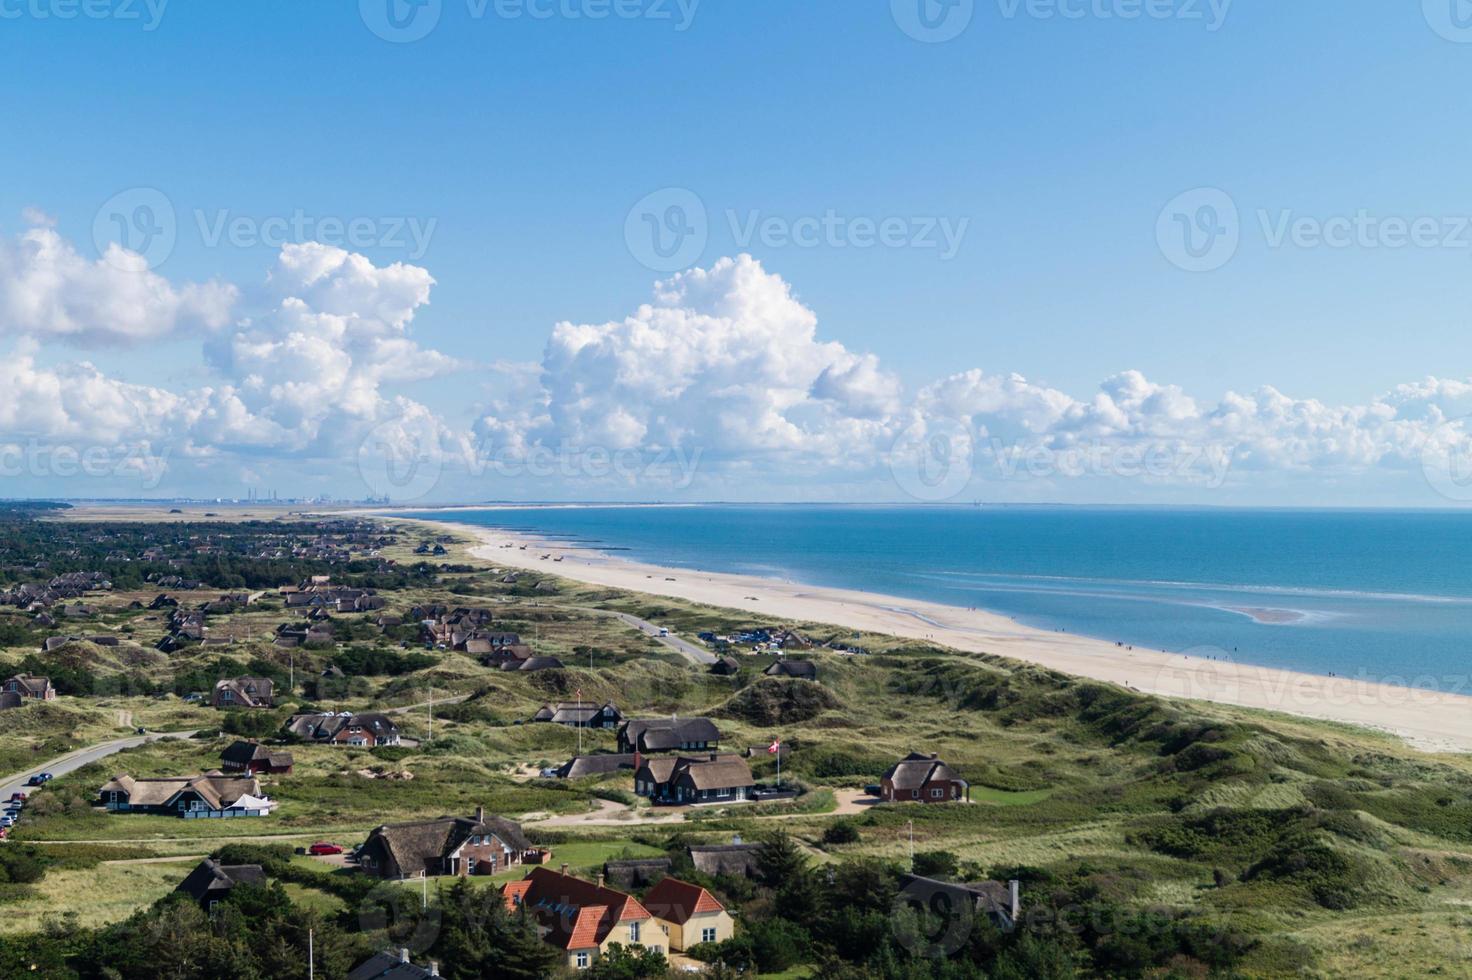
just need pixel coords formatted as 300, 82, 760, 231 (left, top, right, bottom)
308, 842, 344, 856
8, 793, 25, 803
0, 827, 9, 839
25, 773, 51, 786
1, 816, 15, 828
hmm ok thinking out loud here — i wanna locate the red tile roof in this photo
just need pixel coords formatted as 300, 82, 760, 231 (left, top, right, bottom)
642, 877, 724, 925
502, 866, 650, 950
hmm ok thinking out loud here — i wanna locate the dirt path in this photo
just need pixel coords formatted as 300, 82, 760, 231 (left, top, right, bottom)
524, 798, 686, 827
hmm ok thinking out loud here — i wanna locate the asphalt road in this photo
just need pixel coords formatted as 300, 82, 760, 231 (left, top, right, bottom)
0, 730, 197, 800
605, 611, 716, 665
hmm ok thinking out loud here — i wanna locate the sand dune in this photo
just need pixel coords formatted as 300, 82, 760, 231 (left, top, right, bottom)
418, 518, 1472, 755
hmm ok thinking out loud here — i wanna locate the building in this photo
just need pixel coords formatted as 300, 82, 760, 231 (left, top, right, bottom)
634, 754, 755, 805
710, 657, 740, 676
502, 865, 659, 969
642, 876, 735, 951
532, 702, 622, 729
880, 752, 970, 803
764, 659, 818, 681
211, 676, 274, 709
3, 675, 55, 701
687, 843, 762, 879
349, 950, 443, 980
285, 712, 401, 747
897, 874, 1020, 932
220, 741, 295, 775
99, 773, 276, 818
358, 808, 540, 879
553, 754, 639, 779
174, 858, 266, 912
617, 717, 721, 754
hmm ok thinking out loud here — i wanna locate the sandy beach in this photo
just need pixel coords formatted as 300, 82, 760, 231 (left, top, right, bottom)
395, 514, 1472, 755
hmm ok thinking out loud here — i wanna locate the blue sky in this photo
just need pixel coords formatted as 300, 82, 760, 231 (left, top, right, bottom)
4, 1, 1472, 504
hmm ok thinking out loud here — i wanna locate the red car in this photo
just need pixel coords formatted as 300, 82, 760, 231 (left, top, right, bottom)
8, 793, 24, 803
308, 842, 343, 856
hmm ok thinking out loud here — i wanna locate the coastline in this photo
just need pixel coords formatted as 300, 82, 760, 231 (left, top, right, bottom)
399, 513, 1472, 755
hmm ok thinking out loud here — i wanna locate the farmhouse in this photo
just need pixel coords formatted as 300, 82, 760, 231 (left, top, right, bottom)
220, 741, 295, 774
174, 858, 266, 911
285, 712, 401, 747
634, 754, 756, 805
358, 808, 540, 879
881, 752, 970, 803
212, 676, 274, 709
99, 773, 276, 818
502, 865, 659, 969
617, 717, 721, 754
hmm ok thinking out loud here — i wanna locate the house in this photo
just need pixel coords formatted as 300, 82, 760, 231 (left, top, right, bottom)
99, 773, 276, 818
710, 657, 740, 676
285, 712, 401, 747
642, 876, 735, 951
688, 843, 762, 879
358, 808, 539, 879
349, 949, 443, 980
532, 702, 622, 729
220, 741, 294, 775
174, 858, 266, 911
897, 873, 1020, 932
764, 659, 818, 681
3, 675, 56, 701
553, 754, 639, 779
509, 656, 565, 673
602, 857, 672, 890
617, 717, 721, 754
502, 865, 659, 969
212, 676, 274, 709
634, 754, 755, 806
880, 752, 970, 803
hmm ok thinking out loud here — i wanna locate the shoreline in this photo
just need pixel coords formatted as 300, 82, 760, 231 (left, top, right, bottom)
395, 513, 1472, 755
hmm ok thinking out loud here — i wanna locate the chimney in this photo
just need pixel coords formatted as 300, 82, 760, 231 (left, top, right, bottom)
398, 948, 411, 963
428, 963, 440, 977
1009, 879, 1021, 922
561, 863, 570, 876
597, 871, 605, 889
474, 805, 484, 823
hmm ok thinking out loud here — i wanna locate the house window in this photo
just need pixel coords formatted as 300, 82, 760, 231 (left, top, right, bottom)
930, 788, 944, 799
702, 927, 717, 943
629, 921, 640, 943
575, 952, 589, 968
912, 790, 919, 799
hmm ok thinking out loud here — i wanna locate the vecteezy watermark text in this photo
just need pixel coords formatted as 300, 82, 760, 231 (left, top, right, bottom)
93, 187, 440, 270
194, 209, 437, 260
0, 440, 170, 489
0, 0, 167, 29
623, 187, 971, 272
996, 0, 1231, 30
728, 209, 970, 260
360, 0, 697, 42
1157, 188, 1472, 272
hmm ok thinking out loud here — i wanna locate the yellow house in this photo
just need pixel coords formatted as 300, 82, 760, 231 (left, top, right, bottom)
642, 877, 735, 951
503, 866, 661, 970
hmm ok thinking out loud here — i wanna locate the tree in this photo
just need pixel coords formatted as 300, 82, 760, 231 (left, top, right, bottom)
755, 830, 807, 888
587, 943, 669, 979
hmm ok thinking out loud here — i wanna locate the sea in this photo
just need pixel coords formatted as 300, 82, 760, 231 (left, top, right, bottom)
405, 506, 1472, 693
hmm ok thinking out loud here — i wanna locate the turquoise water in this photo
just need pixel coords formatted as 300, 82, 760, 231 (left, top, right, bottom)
408, 506, 1472, 692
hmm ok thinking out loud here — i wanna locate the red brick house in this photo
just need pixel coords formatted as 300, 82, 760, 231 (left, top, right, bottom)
3, 675, 55, 701
358, 808, 540, 879
880, 752, 970, 803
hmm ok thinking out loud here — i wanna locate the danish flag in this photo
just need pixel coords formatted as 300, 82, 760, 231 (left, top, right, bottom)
768, 738, 781, 754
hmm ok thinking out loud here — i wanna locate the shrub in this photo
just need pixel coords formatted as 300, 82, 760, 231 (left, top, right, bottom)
822, 821, 861, 845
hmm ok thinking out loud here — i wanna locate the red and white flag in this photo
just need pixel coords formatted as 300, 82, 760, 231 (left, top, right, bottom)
768, 738, 781, 754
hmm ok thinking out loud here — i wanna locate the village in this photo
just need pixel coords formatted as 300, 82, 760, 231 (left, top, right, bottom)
0, 513, 1004, 979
